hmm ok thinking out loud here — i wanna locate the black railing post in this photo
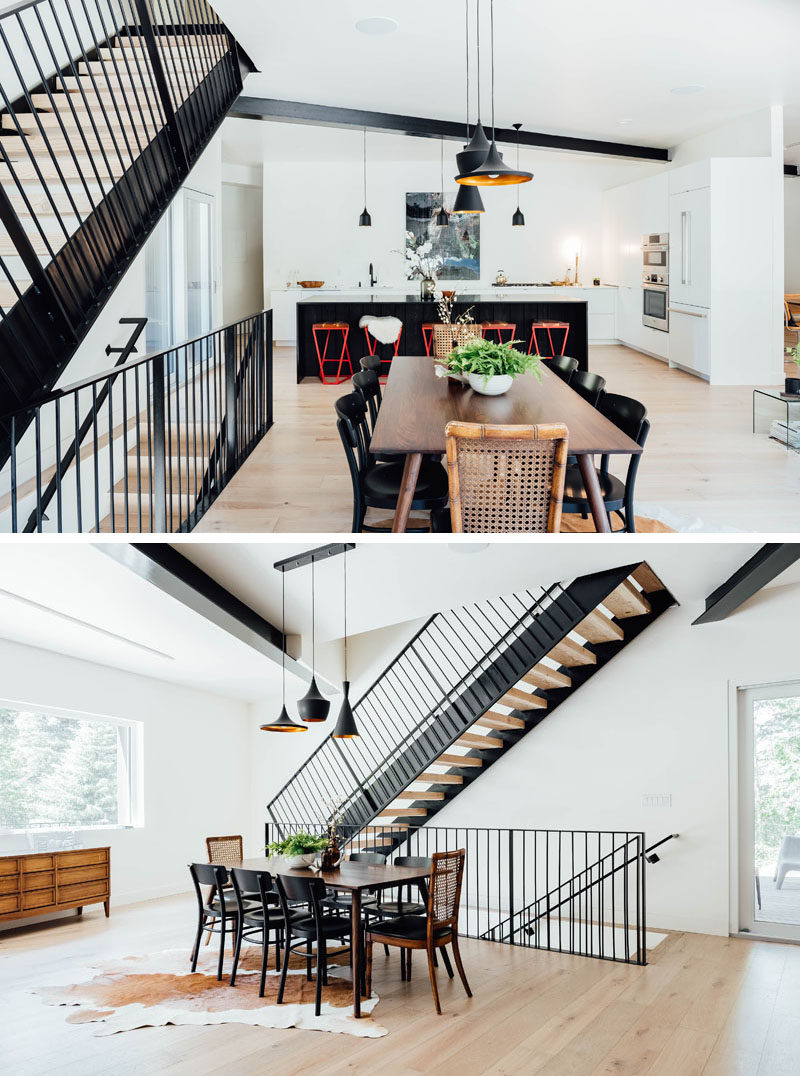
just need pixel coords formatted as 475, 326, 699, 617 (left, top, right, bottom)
508, 829, 515, 945
151, 354, 168, 532
224, 323, 238, 476
133, 0, 190, 174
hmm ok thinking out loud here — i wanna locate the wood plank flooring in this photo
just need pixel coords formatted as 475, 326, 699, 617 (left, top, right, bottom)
194, 344, 800, 534
1, 894, 799, 1075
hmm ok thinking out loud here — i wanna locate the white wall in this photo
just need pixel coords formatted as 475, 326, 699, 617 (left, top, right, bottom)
222, 180, 264, 324
785, 177, 800, 291
0, 637, 254, 927
260, 146, 659, 295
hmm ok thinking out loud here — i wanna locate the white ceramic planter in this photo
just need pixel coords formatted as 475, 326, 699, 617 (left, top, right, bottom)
284, 853, 316, 869
468, 372, 514, 396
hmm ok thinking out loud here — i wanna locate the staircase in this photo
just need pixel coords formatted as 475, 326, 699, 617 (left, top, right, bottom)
267, 561, 677, 853
0, 0, 246, 466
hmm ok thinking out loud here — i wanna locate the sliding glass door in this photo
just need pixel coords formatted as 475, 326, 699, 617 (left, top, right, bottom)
738, 683, 800, 941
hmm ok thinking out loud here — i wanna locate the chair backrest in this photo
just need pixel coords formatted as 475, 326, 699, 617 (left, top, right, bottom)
394, 856, 431, 868
348, 852, 385, 865
445, 421, 568, 533
432, 322, 482, 358
360, 353, 384, 374
546, 355, 579, 384
275, 872, 328, 933
426, 849, 466, 932
570, 369, 606, 407
598, 392, 648, 445
352, 369, 382, 429
335, 391, 372, 474
206, 835, 243, 869
189, 861, 228, 913
231, 866, 274, 916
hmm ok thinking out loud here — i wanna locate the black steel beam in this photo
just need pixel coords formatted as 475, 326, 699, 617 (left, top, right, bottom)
785, 164, 799, 177
274, 543, 355, 573
230, 97, 671, 163
692, 543, 800, 625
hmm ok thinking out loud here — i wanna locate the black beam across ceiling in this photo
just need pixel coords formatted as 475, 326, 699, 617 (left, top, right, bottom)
274, 543, 355, 573
692, 543, 800, 625
230, 96, 671, 163
785, 164, 799, 177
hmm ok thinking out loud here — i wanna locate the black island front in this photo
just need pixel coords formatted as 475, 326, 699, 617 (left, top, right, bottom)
295, 294, 588, 382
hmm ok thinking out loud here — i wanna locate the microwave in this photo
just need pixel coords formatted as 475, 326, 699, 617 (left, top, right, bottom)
642, 233, 669, 274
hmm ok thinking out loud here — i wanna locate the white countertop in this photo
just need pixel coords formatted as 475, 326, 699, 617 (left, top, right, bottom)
271, 284, 618, 298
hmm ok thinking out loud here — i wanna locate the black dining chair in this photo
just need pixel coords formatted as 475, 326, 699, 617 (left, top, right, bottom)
335, 392, 449, 533
561, 392, 650, 533
229, 867, 287, 996
359, 352, 385, 386
543, 355, 578, 384
352, 369, 406, 467
355, 361, 383, 406
325, 852, 383, 917
189, 862, 244, 981
569, 369, 606, 408
275, 873, 363, 1016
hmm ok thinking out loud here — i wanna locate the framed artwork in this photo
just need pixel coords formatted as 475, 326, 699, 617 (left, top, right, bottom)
404, 192, 480, 281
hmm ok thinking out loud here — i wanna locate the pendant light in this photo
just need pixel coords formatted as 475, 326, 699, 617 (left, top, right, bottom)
296, 556, 330, 723
456, 0, 533, 187
260, 572, 307, 733
332, 547, 359, 738
511, 123, 526, 226
358, 128, 372, 227
452, 1, 485, 216
435, 137, 449, 226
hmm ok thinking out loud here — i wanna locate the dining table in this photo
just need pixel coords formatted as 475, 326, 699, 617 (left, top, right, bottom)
221, 857, 432, 1019
369, 355, 642, 533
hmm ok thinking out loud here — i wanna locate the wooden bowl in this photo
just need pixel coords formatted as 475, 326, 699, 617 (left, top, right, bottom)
441, 289, 456, 299
298, 280, 324, 288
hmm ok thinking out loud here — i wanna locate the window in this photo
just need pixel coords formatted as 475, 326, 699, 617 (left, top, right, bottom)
0, 703, 142, 833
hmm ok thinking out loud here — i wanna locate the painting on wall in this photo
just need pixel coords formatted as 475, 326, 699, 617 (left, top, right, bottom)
404, 192, 480, 281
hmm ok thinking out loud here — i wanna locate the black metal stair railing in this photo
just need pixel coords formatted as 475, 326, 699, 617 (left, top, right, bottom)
265, 821, 652, 967
0, 307, 273, 531
0, 0, 244, 464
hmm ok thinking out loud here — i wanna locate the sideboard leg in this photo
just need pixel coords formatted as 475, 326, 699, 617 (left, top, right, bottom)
76, 907, 83, 916
103, 900, 110, 918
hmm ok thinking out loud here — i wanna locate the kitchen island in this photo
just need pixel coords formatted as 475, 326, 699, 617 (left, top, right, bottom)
294, 293, 590, 381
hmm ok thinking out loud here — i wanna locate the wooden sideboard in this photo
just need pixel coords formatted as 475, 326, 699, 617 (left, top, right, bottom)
0, 846, 110, 924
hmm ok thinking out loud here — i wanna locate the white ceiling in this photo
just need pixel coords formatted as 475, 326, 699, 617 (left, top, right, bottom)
214, 0, 800, 152
0, 542, 795, 703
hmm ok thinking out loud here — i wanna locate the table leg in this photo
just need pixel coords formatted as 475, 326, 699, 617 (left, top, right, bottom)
392, 452, 423, 533
351, 888, 362, 1018
577, 454, 611, 534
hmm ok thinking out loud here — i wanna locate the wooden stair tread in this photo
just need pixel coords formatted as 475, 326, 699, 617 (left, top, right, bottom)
631, 562, 666, 593
395, 790, 445, 800
377, 808, 427, 818
575, 608, 624, 644
520, 664, 572, 690
418, 772, 464, 784
0, 281, 31, 307
546, 636, 596, 667
497, 686, 547, 711
476, 712, 525, 731
454, 732, 503, 750
434, 754, 482, 768
602, 579, 651, 619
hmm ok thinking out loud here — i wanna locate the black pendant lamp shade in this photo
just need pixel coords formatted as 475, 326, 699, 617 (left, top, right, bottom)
452, 182, 485, 214
456, 0, 533, 188
358, 127, 371, 227
333, 548, 359, 739
261, 573, 307, 733
511, 123, 527, 225
296, 558, 330, 723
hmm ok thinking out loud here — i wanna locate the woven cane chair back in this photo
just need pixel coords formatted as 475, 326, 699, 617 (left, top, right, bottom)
428, 849, 466, 931
445, 422, 568, 533
432, 323, 482, 358
206, 836, 243, 886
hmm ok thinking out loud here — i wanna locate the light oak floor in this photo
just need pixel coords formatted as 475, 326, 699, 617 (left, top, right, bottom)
2, 894, 799, 1075
194, 345, 800, 535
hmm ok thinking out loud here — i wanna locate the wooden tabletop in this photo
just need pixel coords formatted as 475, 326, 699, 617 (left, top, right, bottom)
370, 356, 641, 457
234, 857, 430, 892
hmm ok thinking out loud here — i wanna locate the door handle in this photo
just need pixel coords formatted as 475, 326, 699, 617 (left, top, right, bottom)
668, 307, 706, 318
681, 210, 691, 286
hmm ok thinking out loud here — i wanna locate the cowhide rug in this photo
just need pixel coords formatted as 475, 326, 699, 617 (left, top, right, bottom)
32, 945, 386, 1038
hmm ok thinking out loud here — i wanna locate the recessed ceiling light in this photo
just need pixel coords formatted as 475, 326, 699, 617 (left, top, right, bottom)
670, 85, 705, 96
356, 16, 398, 35
617, 118, 634, 126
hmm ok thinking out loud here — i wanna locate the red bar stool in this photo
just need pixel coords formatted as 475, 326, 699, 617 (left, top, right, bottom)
422, 323, 435, 356
481, 321, 516, 344
363, 324, 403, 357
528, 321, 570, 356
312, 322, 352, 384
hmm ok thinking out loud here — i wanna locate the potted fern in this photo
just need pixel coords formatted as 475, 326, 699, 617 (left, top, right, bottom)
265, 831, 329, 869
443, 336, 543, 396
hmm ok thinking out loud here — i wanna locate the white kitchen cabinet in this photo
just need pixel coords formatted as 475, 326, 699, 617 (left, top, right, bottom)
669, 186, 711, 309
668, 303, 709, 378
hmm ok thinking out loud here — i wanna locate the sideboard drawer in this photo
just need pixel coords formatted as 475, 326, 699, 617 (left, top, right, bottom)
20, 855, 53, 872
22, 888, 55, 911
58, 864, 107, 885
0, 893, 20, 913
21, 870, 55, 891
0, 876, 19, 895
0, 858, 19, 876
57, 879, 108, 904
56, 849, 108, 869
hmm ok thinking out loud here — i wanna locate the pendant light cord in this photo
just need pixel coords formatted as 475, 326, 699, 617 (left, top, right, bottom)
465, 0, 470, 138
516, 127, 521, 208
311, 556, 316, 671
281, 572, 286, 705
362, 128, 367, 205
476, 0, 480, 124
490, 0, 495, 139
440, 136, 444, 202
343, 549, 348, 681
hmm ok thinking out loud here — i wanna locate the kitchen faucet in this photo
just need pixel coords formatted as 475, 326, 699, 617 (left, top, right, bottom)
369, 262, 376, 287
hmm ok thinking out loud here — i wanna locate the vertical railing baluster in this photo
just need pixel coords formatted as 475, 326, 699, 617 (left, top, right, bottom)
151, 352, 167, 531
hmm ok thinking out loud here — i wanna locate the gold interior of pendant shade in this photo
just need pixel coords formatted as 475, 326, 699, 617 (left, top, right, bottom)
260, 724, 305, 732
457, 172, 533, 186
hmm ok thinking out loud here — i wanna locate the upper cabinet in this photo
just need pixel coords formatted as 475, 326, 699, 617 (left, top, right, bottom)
669, 185, 711, 308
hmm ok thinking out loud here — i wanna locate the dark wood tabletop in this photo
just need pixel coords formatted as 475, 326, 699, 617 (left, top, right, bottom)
370, 355, 642, 457
235, 857, 430, 890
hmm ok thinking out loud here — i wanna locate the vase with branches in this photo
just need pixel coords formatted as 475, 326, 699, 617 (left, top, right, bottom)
394, 232, 444, 299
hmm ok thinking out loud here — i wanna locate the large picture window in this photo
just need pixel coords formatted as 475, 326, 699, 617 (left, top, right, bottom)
0, 703, 142, 833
